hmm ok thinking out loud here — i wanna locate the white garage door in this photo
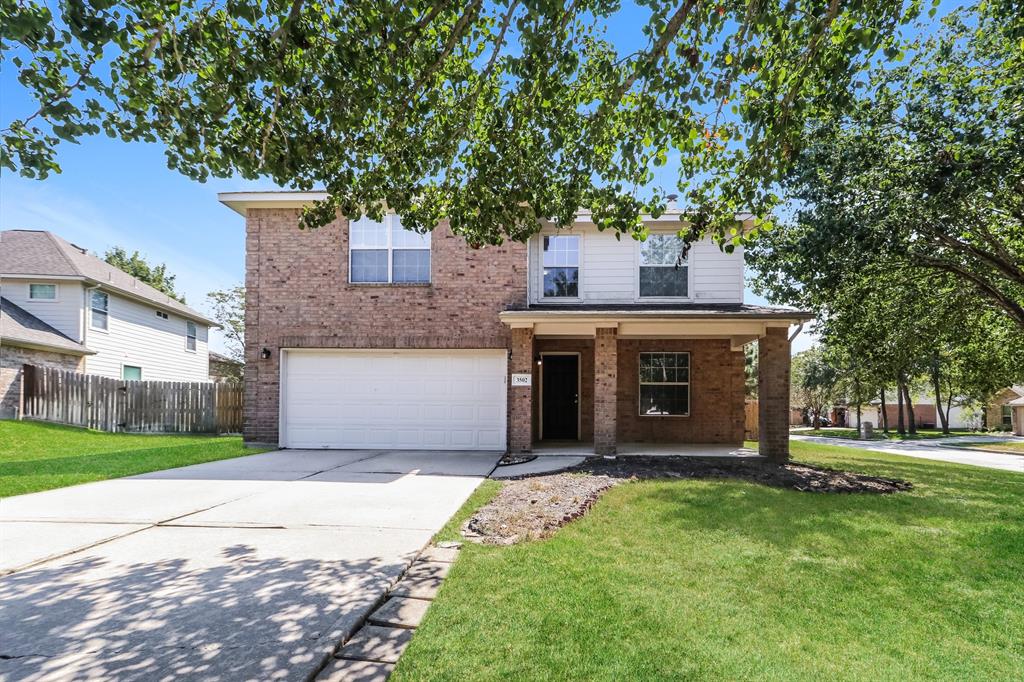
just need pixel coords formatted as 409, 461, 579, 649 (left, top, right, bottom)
282, 350, 507, 450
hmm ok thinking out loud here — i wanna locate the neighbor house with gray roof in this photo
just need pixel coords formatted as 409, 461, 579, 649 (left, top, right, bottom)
1, 229, 216, 418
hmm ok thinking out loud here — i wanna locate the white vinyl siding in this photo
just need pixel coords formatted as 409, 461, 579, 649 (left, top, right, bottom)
529, 223, 743, 304
0, 278, 84, 341
83, 291, 209, 381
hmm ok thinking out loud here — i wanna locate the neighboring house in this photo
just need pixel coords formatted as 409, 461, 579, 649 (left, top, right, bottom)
0, 230, 216, 418
1008, 395, 1024, 437
855, 385, 1024, 431
209, 351, 243, 384
220, 192, 811, 458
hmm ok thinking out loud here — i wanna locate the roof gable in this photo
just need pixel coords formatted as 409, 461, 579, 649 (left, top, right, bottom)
0, 230, 215, 326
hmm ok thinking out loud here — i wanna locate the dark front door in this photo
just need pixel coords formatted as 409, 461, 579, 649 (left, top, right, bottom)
542, 354, 579, 440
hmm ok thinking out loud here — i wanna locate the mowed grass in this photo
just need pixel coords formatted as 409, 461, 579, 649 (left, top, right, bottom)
395, 441, 1024, 681
794, 427, 977, 440
959, 440, 1024, 454
0, 421, 265, 497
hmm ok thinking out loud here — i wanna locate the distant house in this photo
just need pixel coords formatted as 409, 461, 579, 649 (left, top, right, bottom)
1, 230, 217, 419
209, 351, 243, 384
1008, 395, 1024, 437
854, 386, 1024, 431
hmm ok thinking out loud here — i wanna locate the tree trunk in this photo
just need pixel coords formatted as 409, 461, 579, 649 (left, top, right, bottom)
880, 387, 889, 433
932, 355, 949, 434
896, 378, 906, 436
902, 379, 917, 435
813, 406, 821, 431
854, 377, 862, 430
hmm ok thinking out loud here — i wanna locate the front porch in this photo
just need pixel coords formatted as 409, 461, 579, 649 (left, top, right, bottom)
531, 442, 761, 457
501, 305, 810, 462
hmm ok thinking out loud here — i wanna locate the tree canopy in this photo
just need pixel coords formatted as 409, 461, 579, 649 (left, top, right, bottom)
2, 0, 930, 245
750, 3, 1024, 328
103, 246, 184, 302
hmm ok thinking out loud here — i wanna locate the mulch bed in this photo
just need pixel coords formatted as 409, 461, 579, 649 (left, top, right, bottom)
462, 456, 912, 545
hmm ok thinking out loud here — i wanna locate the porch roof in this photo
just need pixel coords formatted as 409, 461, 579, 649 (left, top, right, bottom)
499, 303, 811, 346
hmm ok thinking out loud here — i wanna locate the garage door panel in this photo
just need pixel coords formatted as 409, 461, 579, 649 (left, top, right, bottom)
283, 350, 507, 450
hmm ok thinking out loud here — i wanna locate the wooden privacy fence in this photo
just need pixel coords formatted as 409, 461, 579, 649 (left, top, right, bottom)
744, 400, 759, 440
22, 365, 243, 434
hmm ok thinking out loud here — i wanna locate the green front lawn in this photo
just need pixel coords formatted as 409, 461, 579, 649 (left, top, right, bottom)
958, 440, 1024, 454
794, 426, 978, 441
0, 421, 265, 497
395, 441, 1024, 681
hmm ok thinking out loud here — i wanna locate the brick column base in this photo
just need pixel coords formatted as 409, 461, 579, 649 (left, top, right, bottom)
594, 326, 618, 455
509, 326, 534, 452
758, 327, 791, 462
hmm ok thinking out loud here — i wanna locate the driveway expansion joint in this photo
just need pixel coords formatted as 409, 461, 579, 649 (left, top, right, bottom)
314, 542, 464, 681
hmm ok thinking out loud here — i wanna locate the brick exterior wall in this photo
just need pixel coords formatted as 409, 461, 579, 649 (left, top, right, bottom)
509, 327, 534, 452
0, 346, 83, 419
533, 338, 595, 443
758, 327, 791, 462
617, 338, 745, 445
594, 327, 619, 454
243, 208, 528, 444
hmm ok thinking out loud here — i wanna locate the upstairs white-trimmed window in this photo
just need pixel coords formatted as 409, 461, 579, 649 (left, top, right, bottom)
186, 321, 197, 352
90, 291, 109, 330
542, 235, 580, 298
29, 283, 57, 300
639, 234, 689, 298
349, 215, 431, 284
639, 352, 690, 416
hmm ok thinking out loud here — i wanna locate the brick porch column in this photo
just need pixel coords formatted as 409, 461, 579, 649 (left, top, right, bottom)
509, 326, 534, 452
594, 325, 618, 455
758, 327, 791, 463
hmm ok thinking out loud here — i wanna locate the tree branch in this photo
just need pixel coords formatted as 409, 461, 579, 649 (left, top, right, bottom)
916, 255, 1024, 329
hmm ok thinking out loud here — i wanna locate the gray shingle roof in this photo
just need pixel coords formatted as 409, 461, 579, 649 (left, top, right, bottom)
0, 230, 215, 325
0, 297, 94, 355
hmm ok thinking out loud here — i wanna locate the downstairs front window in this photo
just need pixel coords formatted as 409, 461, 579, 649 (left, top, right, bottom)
639, 352, 690, 416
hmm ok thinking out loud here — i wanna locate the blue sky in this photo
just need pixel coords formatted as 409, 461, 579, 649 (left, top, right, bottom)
2, 3, 958, 353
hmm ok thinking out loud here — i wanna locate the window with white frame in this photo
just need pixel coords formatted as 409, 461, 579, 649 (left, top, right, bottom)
639, 234, 689, 298
1002, 405, 1012, 427
639, 352, 690, 416
156, 310, 168, 320
122, 365, 142, 381
29, 283, 57, 300
90, 291, 109, 330
542, 235, 580, 298
186, 321, 197, 351
349, 215, 431, 283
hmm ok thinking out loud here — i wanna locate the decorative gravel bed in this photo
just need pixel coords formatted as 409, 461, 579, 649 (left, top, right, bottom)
464, 456, 912, 545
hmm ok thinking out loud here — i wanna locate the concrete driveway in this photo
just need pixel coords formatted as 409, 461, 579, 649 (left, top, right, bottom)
0, 449, 500, 681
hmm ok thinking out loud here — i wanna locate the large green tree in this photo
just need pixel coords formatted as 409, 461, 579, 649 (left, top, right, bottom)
751, 3, 1024, 329
2, 0, 928, 244
790, 346, 843, 431
103, 246, 184, 302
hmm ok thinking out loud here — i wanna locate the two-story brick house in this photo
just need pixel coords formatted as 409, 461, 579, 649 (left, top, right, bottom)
221, 192, 810, 461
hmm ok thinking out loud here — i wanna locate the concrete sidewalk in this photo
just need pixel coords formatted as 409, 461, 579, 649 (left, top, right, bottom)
792, 434, 1024, 473
0, 449, 500, 681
